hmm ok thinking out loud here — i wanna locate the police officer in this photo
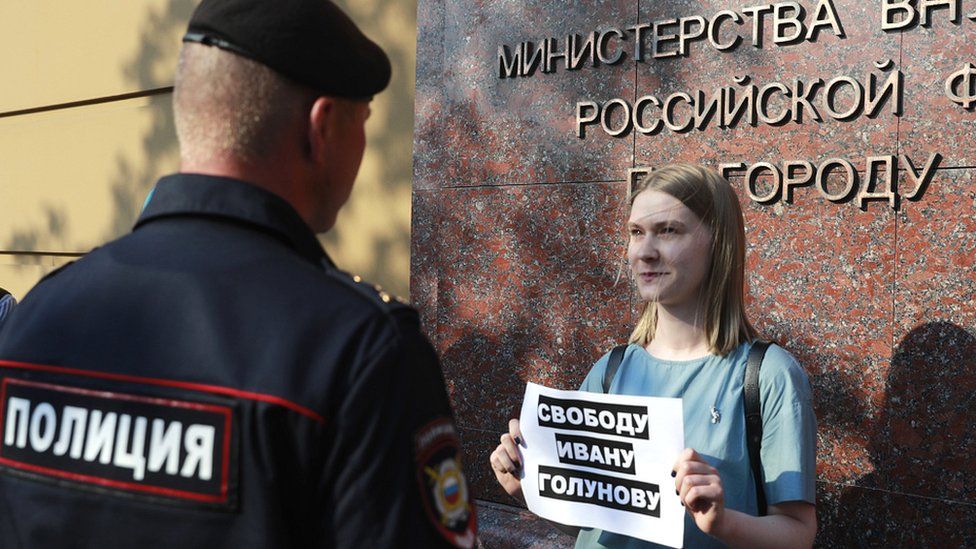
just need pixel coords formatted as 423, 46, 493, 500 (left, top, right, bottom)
0, 1, 475, 547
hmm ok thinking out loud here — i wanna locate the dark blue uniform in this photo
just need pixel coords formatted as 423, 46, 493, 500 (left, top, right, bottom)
0, 174, 476, 548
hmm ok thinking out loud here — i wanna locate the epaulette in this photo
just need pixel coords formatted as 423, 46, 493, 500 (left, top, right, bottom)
320, 260, 410, 313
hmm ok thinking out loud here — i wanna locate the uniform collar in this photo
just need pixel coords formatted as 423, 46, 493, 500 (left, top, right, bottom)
136, 173, 335, 268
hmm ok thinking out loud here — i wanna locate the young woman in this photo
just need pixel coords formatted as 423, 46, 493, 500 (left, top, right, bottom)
490, 164, 817, 548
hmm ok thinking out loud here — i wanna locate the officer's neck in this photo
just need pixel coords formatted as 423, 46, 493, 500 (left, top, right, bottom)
179, 155, 322, 231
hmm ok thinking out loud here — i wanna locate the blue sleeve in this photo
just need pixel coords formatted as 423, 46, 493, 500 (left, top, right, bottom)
0, 295, 16, 332
758, 345, 817, 505
579, 351, 612, 392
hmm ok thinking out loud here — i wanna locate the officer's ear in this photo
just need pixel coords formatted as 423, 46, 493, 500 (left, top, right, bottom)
306, 95, 340, 164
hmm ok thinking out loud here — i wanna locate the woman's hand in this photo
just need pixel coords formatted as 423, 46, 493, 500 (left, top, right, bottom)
489, 419, 524, 502
673, 448, 817, 548
673, 448, 727, 537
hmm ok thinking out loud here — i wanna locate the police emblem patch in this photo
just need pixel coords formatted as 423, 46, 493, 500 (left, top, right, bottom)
415, 418, 476, 548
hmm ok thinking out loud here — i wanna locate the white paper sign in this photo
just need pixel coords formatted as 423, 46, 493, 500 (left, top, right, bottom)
519, 382, 685, 548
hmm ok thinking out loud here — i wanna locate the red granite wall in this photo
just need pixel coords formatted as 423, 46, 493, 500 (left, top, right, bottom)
413, 1, 976, 545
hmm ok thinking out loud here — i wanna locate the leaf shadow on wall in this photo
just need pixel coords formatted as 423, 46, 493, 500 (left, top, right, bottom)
2, 0, 192, 272
7, 0, 415, 302
106, 0, 196, 242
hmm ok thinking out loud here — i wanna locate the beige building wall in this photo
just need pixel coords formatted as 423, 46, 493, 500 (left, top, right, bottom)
0, 0, 415, 301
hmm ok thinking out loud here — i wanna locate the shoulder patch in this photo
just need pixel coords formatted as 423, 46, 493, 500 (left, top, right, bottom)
414, 418, 476, 548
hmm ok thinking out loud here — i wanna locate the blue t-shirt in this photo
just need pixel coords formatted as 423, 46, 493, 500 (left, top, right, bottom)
575, 343, 816, 548
0, 293, 16, 333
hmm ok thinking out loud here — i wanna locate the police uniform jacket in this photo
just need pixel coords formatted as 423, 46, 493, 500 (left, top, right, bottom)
0, 174, 476, 548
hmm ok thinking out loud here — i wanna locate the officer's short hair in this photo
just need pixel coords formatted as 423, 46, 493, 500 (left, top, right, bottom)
173, 43, 315, 165
173, 0, 389, 164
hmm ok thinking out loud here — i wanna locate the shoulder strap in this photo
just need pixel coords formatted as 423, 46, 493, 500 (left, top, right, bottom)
745, 340, 771, 516
602, 344, 629, 393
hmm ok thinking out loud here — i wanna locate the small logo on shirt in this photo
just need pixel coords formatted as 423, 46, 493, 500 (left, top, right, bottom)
415, 418, 476, 548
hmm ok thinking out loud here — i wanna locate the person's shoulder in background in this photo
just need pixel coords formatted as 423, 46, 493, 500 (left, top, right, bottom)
0, 288, 16, 330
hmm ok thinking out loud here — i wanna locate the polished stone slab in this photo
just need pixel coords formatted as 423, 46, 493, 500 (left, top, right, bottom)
415, 0, 637, 190
413, 1, 976, 545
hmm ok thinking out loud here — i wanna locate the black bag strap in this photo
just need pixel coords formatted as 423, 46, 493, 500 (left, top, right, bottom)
602, 344, 629, 393
745, 340, 771, 516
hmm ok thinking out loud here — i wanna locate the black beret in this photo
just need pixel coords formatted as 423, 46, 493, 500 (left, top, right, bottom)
184, 0, 391, 98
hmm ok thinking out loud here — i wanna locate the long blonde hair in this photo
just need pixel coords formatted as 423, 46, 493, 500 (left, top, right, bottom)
628, 164, 757, 355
